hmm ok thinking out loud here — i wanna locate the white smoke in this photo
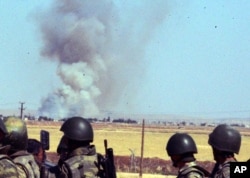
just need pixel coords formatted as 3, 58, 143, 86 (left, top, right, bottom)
37, 0, 168, 118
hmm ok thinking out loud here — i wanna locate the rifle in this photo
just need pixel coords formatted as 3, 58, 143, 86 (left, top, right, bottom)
101, 139, 117, 178
40, 130, 51, 178
40, 130, 50, 150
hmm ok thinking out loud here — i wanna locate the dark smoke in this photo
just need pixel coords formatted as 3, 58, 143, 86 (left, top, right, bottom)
37, 0, 168, 118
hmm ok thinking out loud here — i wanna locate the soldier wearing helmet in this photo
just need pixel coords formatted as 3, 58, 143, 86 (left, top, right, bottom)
48, 116, 100, 178
208, 124, 241, 178
166, 133, 210, 178
3, 116, 40, 178
0, 118, 20, 177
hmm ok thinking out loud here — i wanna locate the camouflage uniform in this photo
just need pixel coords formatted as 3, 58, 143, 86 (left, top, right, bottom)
0, 154, 20, 178
177, 161, 208, 178
59, 145, 99, 178
10, 150, 41, 178
213, 159, 236, 178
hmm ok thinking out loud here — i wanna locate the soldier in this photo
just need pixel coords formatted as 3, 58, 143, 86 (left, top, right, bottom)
166, 133, 210, 178
208, 124, 241, 178
3, 116, 40, 178
49, 116, 101, 178
27, 139, 55, 169
27, 139, 46, 167
0, 118, 20, 177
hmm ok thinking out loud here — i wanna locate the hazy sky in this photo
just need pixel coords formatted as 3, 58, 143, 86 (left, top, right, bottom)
1, 0, 250, 119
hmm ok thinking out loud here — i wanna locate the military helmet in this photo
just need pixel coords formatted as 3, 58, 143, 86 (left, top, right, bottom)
0, 119, 7, 135
60, 116, 93, 142
166, 133, 197, 156
208, 124, 241, 154
3, 116, 28, 151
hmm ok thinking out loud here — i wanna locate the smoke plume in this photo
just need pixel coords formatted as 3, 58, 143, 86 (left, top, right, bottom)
37, 0, 168, 118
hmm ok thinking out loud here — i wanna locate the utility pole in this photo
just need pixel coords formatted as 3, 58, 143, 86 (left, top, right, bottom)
139, 119, 145, 178
19, 102, 25, 120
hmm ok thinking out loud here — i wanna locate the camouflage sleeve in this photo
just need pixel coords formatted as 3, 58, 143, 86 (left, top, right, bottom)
187, 172, 203, 178
0, 159, 20, 178
186, 171, 204, 178
214, 164, 230, 178
221, 166, 230, 178
59, 163, 70, 178
16, 165, 29, 178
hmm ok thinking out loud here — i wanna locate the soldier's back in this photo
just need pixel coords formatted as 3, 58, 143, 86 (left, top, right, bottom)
0, 154, 19, 178
178, 169, 205, 178
60, 153, 99, 178
213, 162, 230, 178
178, 162, 210, 178
12, 151, 40, 178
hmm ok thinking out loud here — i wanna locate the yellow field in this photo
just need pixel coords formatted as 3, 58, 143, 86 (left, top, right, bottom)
27, 121, 250, 162
26, 121, 250, 178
